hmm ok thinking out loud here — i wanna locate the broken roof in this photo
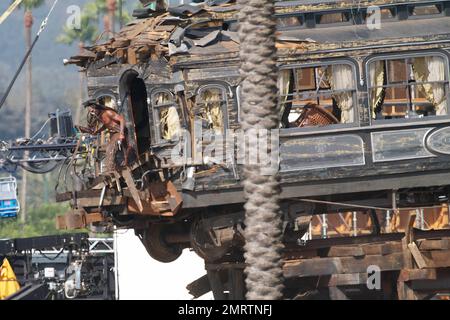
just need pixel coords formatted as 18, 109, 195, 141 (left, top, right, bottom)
67, 0, 450, 68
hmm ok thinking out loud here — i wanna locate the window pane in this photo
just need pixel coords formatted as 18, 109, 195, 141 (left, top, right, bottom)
153, 92, 172, 106
369, 55, 448, 120
159, 107, 181, 140
297, 68, 315, 91
199, 88, 225, 134
284, 64, 356, 126
411, 4, 441, 16
277, 16, 302, 28
381, 8, 395, 19
388, 59, 407, 84
152, 91, 181, 140
317, 12, 350, 24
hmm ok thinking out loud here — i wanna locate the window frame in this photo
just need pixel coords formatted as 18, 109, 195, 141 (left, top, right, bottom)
150, 88, 181, 143
278, 59, 360, 130
365, 51, 450, 125
195, 84, 230, 136
314, 10, 353, 28
408, 3, 444, 19
275, 13, 305, 30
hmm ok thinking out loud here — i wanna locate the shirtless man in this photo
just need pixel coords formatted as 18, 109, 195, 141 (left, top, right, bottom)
76, 99, 134, 171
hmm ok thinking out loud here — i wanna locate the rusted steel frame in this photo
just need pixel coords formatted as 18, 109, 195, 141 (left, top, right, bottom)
56, 210, 104, 230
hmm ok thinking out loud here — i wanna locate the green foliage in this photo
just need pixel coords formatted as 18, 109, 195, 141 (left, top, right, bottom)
57, 0, 132, 46
56, 2, 100, 46
0, 203, 70, 238
17, 0, 45, 11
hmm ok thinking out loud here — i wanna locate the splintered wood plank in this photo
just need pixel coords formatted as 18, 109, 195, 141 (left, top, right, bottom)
127, 48, 137, 64
321, 273, 368, 287
402, 212, 417, 269
153, 24, 176, 32
121, 168, 143, 212
283, 252, 404, 278
397, 280, 417, 300
408, 242, 428, 269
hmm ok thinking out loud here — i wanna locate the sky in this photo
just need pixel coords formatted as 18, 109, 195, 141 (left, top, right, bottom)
116, 229, 213, 300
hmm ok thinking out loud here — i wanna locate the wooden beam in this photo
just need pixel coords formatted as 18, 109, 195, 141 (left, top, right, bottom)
320, 273, 368, 287
186, 274, 211, 299
207, 270, 226, 300
408, 242, 428, 269
283, 252, 404, 278
402, 212, 417, 269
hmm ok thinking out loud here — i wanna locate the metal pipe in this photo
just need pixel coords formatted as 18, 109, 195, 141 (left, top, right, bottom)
113, 227, 120, 300
386, 210, 391, 233
322, 214, 327, 239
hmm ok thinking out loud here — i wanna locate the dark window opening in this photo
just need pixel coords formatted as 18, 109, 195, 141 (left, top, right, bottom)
127, 77, 151, 155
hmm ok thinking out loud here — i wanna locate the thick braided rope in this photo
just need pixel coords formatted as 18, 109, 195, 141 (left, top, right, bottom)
238, 0, 284, 300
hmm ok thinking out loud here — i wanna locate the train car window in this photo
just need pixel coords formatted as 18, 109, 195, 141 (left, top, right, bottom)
196, 86, 227, 135
151, 90, 181, 142
410, 4, 442, 16
368, 55, 449, 120
276, 15, 303, 29
278, 63, 357, 128
316, 12, 351, 25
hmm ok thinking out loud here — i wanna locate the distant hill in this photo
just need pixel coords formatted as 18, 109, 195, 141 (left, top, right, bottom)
0, 0, 92, 140
0, 0, 146, 140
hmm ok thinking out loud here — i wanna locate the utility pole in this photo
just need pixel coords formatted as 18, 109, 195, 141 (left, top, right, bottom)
21, 10, 34, 223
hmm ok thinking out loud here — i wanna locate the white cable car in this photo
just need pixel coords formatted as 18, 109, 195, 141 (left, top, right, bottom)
0, 176, 20, 219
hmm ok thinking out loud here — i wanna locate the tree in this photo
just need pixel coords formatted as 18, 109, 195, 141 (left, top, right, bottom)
57, 2, 100, 124
237, 0, 284, 299
57, 1, 131, 123
17, 0, 45, 223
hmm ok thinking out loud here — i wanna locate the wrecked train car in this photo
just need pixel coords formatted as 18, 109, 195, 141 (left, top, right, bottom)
60, 0, 450, 262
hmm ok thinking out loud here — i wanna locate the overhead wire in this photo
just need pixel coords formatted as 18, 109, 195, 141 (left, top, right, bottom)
0, 0, 59, 111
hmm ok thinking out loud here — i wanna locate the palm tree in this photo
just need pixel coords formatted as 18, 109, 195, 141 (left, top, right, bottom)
57, 2, 100, 124
107, 0, 116, 34
237, 0, 284, 299
17, 0, 45, 223
57, 1, 132, 123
